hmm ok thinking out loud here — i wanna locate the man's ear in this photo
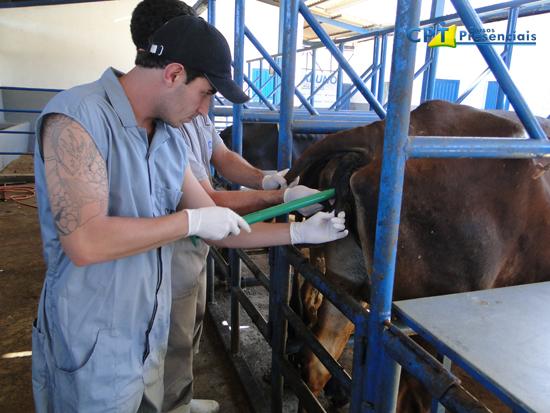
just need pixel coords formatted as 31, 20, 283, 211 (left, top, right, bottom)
163, 63, 186, 86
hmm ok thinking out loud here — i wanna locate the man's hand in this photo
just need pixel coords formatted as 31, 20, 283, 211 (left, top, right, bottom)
262, 169, 299, 190
185, 207, 251, 240
290, 211, 348, 245
283, 185, 323, 216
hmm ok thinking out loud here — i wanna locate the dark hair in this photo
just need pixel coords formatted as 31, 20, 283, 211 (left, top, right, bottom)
134, 50, 204, 84
131, 0, 196, 50
131, 0, 201, 84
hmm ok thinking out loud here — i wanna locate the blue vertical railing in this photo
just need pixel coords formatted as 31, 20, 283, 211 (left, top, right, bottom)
495, 6, 519, 110
365, 2, 421, 412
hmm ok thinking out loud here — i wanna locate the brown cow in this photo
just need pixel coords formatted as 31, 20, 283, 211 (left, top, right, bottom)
285, 100, 550, 411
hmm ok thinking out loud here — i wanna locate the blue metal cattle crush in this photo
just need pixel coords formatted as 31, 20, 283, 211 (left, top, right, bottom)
2, 0, 549, 411
208, 1, 550, 413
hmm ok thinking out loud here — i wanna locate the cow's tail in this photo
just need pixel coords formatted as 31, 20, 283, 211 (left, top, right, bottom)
285, 121, 383, 185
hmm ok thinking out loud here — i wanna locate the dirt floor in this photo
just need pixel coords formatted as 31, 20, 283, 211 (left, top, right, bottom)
0, 156, 511, 413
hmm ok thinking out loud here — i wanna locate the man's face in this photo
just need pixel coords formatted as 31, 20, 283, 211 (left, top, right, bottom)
162, 71, 214, 126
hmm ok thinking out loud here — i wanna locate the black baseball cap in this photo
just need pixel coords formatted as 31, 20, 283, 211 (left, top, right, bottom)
148, 15, 249, 104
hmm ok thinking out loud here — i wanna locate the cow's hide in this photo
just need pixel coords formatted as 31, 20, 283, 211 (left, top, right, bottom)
285, 100, 550, 411
219, 123, 325, 170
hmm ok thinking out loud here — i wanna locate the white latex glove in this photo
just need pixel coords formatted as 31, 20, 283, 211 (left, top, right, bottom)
262, 169, 299, 190
185, 207, 251, 240
283, 185, 323, 217
290, 211, 348, 245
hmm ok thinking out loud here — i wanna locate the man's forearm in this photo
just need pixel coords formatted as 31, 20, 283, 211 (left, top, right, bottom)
209, 189, 283, 215
61, 211, 189, 266
213, 222, 291, 248
213, 148, 265, 189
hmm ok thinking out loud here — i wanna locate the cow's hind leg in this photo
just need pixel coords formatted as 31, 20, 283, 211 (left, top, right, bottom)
303, 299, 355, 396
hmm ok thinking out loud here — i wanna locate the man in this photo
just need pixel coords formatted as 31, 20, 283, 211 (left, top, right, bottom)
130, 2, 322, 413
32, 15, 348, 413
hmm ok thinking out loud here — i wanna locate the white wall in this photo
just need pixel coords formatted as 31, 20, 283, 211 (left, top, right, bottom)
0, 0, 140, 89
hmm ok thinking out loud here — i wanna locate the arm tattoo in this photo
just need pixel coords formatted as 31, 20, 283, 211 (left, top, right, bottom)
42, 114, 108, 236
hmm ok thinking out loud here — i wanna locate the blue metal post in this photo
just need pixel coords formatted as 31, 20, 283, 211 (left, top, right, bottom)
309, 48, 317, 105
298, 0, 386, 119
496, 6, 518, 110
371, 35, 380, 110
336, 42, 344, 101
451, 0, 546, 140
230, 0, 246, 354
270, 4, 298, 409
208, 0, 216, 121
421, 0, 445, 102
377, 34, 388, 104
278, 0, 299, 172
365, 1, 421, 412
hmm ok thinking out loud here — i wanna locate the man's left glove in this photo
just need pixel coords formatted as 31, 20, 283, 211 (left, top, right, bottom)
290, 211, 348, 245
283, 185, 323, 216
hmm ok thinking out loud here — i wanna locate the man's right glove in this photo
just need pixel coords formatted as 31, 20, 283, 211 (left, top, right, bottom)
283, 185, 323, 217
262, 169, 299, 190
290, 211, 348, 245
186, 207, 251, 240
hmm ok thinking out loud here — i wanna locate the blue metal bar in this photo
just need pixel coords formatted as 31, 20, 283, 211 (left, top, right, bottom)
232, 0, 245, 159
365, 1, 421, 412
264, 79, 283, 101
333, 64, 377, 110
456, 51, 507, 104
0, 86, 62, 92
243, 73, 276, 110
208, 0, 216, 121
0, 152, 32, 155
377, 34, 388, 104
244, 26, 318, 115
309, 48, 316, 106
314, 14, 372, 35
336, 43, 344, 100
413, 57, 433, 81
421, 0, 445, 102
299, 0, 386, 119
0, 0, 106, 8
496, 6, 519, 110
278, 0, 299, 172
0, 109, 41, 114
296, 71, 312, 90
230, 0, 246, 357
0, 131, 34, 135
451, 0, 546, 140
371, 36, 380, 109
329, 64, 374, 110
407, 136, 550, 158
213, 106, 378, 119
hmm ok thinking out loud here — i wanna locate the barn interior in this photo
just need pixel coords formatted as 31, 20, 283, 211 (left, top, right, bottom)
1, 0, 549, 412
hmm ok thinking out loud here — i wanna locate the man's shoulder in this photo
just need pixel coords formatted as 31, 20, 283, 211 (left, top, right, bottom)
43, 80, 108, 119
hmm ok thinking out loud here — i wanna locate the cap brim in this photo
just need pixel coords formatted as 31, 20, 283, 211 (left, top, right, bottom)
206, 75, 250, 104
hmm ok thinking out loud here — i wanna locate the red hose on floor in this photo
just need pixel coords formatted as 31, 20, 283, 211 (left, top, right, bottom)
0, 184, 36, 208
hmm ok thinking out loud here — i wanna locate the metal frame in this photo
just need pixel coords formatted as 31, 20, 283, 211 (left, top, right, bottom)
218, 0, 550, 412
2, 1, 549, 410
